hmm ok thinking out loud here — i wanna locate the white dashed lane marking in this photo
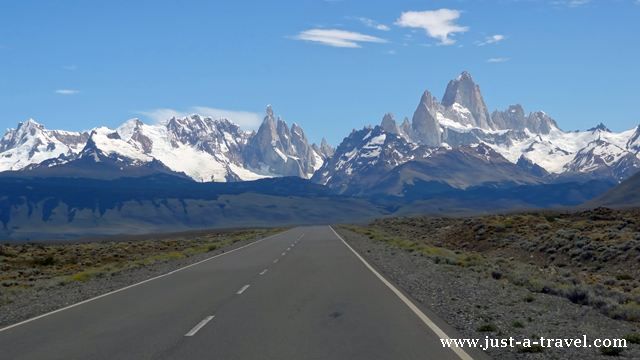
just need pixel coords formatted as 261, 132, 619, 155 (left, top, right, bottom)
185, 316, 215, 337
236, 285, 250, 295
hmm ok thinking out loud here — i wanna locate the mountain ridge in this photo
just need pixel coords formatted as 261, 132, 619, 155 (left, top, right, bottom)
1, 71, 638, 195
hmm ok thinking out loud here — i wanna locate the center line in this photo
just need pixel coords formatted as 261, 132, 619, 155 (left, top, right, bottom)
273, 259, 279, 263
281, 252, 286, 256
259, 269, 268, 275
237, 284, 250, 295
185, 315, 215, 337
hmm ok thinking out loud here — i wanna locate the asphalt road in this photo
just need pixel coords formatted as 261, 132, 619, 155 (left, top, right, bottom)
0, 226, 480, 360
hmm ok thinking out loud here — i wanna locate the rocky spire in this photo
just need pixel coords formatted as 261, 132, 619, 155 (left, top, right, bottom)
441, 71, 492, 129
380, 113, 401, 135
411, 90, 442, 146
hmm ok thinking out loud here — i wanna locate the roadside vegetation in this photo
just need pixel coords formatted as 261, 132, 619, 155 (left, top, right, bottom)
0, 227, 282, 307
341, 207, 640, 323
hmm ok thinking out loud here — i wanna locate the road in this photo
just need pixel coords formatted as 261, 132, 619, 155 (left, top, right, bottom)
0, 226, 480, 360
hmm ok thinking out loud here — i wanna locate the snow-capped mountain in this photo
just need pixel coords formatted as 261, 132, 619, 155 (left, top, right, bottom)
243, 105, 323, 178
2, 72, 637, 190
0, 106, 326, 182
311, 125, 435, 194
316, 72, 639, 194
0, 119, 88, 171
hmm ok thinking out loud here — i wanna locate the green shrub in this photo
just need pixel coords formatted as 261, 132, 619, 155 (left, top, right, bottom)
511, 320, 524, 328
477, 323, 498, 332
34, 256, 56, 266
624, 333, 640, 344
616, 274, 633, 281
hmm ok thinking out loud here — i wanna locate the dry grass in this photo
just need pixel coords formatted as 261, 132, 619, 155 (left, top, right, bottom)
341, 207, 640, 323
0, 227, 283, 298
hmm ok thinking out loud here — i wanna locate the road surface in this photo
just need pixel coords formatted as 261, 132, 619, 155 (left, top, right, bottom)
0, 226, 481, 360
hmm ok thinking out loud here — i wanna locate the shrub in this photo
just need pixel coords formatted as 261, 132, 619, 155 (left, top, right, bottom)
511, 320, 524, 328
563, 285, 591, 305
600, 346, 623, 356
477, 323, 498, 332
518, 344, 544, 353
616, 274, 633, 281
34, 256, 56, 266
624, 333, 640, 344
609, 302, 640, 322
69, 269, 101, 282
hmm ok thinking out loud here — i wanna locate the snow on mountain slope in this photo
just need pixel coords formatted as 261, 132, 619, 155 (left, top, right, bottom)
312, 125, 435, 193
1, 108, 324, 182
485, 125, 640, 175
115, 117, 265, 182
87, 127, 152, 163
317, 71, 639, 193
0, 119, 88, 171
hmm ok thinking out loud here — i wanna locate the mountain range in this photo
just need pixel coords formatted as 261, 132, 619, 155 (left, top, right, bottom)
1, 105, 332, 182
3, 72, 637, 193
314, 72, 640, 195
1, 71, 638, 239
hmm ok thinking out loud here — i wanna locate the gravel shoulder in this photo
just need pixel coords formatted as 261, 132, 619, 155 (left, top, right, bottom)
336, 223, 640, 360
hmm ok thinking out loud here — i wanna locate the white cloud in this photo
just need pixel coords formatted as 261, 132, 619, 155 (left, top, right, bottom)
192, 107, 263, 130
487, 57, 510, 63
293, 28, 387, 48
355, 17, 391, 31
138, 108, 186, 123
552, 0, 591, 7
139, 107, 263, 130
566, 0, 591, 6
477, 34, 506, 46
395, 9, 469, 46
54, 89, 79, 95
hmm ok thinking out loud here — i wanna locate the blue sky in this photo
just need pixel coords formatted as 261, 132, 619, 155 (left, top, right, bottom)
1, 0, 639, 145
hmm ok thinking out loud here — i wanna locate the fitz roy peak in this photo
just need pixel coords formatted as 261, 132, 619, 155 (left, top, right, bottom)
315, 71, 640, 193
0, 106, 328, 182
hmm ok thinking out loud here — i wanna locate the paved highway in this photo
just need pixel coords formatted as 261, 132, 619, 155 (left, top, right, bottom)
0, 226, 482, 360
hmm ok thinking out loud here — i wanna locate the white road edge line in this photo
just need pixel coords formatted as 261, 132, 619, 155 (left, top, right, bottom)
273, 259, 279, 263
0, 230, 288, 333
259, 269, 268, 275
237, 284, 250, 295
329, 226, 474, 360
281, 252, 286, 256
185, 315, 215, 337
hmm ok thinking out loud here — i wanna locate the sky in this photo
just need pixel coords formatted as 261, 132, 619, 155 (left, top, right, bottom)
1, 0, 639, 145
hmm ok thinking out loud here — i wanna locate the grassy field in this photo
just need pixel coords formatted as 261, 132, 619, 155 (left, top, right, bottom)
0, 227, 283, 307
